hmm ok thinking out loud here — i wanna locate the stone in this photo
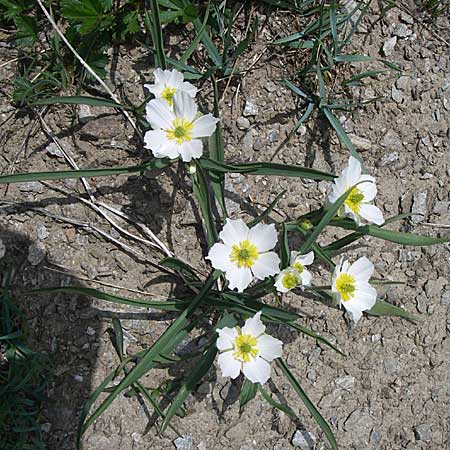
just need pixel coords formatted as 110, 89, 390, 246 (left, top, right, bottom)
27, 243, 46, 266
253, 137, 264, 151
382, 37, 397, 56
296, 125, 307, 136
19, 181, 45, 193
400, 12, 414, 24
36, 223, 49, 240
393, 23, 412, 38
243, 99, 258, 116
46, 142, 64, 158
236, 116, 250, 130
380, 130, 401, 148
78, 104, 96, 124
377, 151, 399, 167
242, 130, 255, 152
344, 409, 374, 443
268, 130, 280, 142
174, 435, 193, 450
292, 430, 315, 449
411, 191, 428, 224
347, 134, 372, 151
383, 357, 399, 375
433, 201, 449, 214
396, 76, 411, 91
391, 86, 404, 103
441, 291, 450, 306
335, 375, 355, 391
0, 238, 5, 259
220, 382, 239, 402
414, 424, 432, 442
424, 278, 445, 298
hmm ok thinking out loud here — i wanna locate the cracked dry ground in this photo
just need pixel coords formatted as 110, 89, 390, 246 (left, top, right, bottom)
0, 3, 449, 450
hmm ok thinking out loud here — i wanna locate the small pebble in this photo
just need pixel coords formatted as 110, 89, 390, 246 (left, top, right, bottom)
27, 243, 46, 266
414, 424, 432, 442
0, 239, 5, 259
174, 435, 193, 450
382, 36, 397, 56
292, 430, 315, 449
243, 99, 258, 116
236, 116, 251, 130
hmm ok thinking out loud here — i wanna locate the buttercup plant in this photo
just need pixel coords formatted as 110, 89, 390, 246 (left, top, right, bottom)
2, 58, 450, 450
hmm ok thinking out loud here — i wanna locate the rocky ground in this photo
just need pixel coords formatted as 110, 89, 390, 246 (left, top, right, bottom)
0, 2, 449, 450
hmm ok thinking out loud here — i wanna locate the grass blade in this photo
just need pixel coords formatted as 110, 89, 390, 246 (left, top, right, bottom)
248, 190, 286, 227
208, 75, 226, 216
277, 359, 338, 450
280, 223, 289, 269
258, 384, 296, 419
199, 158, 335, 181
192, 160, 219, 247
368, 300, 418, 322
0, 159, 171, 184
240, 379, 258, 412
31, 95, 132, 109
146, 0, 166, 69
322, 107, 360, 161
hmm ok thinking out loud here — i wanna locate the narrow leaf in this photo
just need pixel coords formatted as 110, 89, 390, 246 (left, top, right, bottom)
239, 379, 258, 411
277, 359, 338, 450
368, 300, 418, 322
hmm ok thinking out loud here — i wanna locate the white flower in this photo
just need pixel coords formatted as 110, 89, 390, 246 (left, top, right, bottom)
274, 251, 314, 293
144, 91, 219, 162
328, 156, 384, 225
207, 219, 280, 293
216, 312, 283, 384
144, 68, 197, 106
331, 256, 377, 323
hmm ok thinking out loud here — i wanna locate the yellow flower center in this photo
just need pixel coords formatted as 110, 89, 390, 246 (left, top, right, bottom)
161, 86, 177, 106
345, 187, 365, 214
293, 262, 304, 274
230, 240, 259, 268
233, 333, 258, 362
165, 118, 193, 145
335, 272, 356, 302
282, 273, 298, 290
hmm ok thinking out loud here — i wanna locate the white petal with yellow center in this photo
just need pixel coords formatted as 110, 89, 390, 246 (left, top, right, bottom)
216, 312, 283, 384
332, 257, 377, 323
207, 219, 280, 293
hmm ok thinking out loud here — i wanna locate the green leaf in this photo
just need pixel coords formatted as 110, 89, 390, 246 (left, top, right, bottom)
199, 158, 335, 181
111, 317, 124, 360
61, 0, 112, 34
161, 344, 217, 431
334, 54, 373, 62
179, 5, 209, 64
322, 107, 360, 161
277, 359, 338, 450
239, 379, 258, 411
14, 15, 38, 47
258, 384, 296, 419
0, 158, 171, 184
192, 160, 219, 248
159, 257, 201, 283
248, 190, 286, 227
368, 300, 418, 322
280, 223, 290, 269
191, 9, 222, 68
145, 0, 167, 69
31, 95, 132, 109
208, 76, 226, 216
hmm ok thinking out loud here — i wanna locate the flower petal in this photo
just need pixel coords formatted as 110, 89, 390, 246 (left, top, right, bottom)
343, 284, 377, 323
348, 256, 374, 282
241, 311, 265, 336
219, 218, 249, 247
242, 356, 271, 384
292, 250, 314, 266
299, 269, 312, 286
274, 270, 289, 293
181, 81, 197, 97
359, 204, 385, 225
257, 334, 283, 361
167, 69, 184, 86
345, 156, 362, 186
173, 91, 197, 121
251, 251, 280, 280
144, 130, 179, 159
218, 351, 241, 379
178, 139, 203, 162
359, 174, 377, 201
226, 265, 253, 293
191, 114, 220, 138
145, 98, 175, 129
248, 223, 278, 252
144, 83, 162, 96
207, 243, 232, 272
217, 326, 238, 351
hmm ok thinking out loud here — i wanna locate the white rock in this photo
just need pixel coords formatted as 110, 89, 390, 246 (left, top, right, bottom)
175, 435, 193, 450
347, 134, 372, 151
382, 37, 397, 56
411, 191, 428, 224
335, 375, 355, 390
292, 430, 315, 449
243, 99, 258, 116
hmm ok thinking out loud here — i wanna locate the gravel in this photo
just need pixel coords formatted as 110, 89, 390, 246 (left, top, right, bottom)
411, 191, 428, 224
243, 99, 258, 116
291, 430, 315, 449
174, 435, 193, 450
27, 243, 46, 266
382, 36, 397, 56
